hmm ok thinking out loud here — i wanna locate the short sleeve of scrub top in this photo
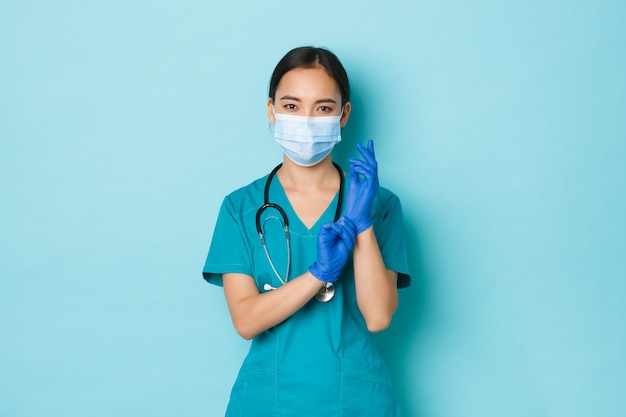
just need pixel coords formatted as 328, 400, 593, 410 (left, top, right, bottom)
203, 190, 256, 287
203, 178, 411, 289
371, 188, 411, 289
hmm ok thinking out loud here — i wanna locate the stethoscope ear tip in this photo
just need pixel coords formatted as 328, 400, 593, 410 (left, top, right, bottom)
263, 283, 276, 291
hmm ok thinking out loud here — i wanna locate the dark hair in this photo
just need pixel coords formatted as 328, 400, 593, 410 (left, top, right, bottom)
268, 46, 350, 106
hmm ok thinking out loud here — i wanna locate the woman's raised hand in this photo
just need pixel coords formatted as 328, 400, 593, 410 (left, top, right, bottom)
345, 140, 379, 234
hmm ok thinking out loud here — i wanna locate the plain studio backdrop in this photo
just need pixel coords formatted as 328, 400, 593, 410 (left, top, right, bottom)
1, 1, 625, 416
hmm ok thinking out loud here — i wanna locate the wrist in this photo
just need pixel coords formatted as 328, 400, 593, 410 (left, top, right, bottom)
355, 218, 372, 234
357, 223, 373, 235
308, 262, 337, 283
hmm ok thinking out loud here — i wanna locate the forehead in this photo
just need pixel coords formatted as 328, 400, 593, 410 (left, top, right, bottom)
275, 66, 341, 99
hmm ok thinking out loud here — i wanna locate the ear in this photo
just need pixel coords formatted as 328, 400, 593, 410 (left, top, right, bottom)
340, 101, 351, 128
267, 98, 275, 124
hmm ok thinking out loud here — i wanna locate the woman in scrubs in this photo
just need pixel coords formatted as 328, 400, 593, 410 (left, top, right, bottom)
203, 46, 411, 416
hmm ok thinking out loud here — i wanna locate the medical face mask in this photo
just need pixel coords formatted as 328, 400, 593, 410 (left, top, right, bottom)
273, 111, 342, 167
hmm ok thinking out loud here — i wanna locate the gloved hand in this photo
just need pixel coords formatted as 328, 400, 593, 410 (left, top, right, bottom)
308, 216, 356, 283
344, 140, 379, 234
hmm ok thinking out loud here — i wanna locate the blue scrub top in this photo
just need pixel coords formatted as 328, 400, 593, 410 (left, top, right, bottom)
203, 170, 411, 417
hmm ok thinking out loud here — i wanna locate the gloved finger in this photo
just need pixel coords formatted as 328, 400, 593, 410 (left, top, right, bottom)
363, 140, 376, 161
318, 222, 339, 243
367, 140, 376, 159
348, 159, 361, 184
350, 160, 377, 181
349, 158, 374, 174
339, 224, 356, 248
337, 235, 354, 254
356, 141, 377, 166
337, 215, 356, 231
324, 222, 343, 235
348, 157, 371, 168
336, 217, 356, 240
348, 162, 369, 188
350, 152, 377, 172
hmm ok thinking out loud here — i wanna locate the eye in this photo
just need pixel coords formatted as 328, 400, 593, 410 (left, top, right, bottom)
283, 103, 298, 111
317, 105, 333, 113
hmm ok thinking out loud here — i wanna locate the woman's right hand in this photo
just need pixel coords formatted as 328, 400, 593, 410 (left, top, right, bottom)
308, 216, 356, 283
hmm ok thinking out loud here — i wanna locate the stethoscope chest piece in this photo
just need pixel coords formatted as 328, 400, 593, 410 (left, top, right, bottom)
315, 282, 335, 303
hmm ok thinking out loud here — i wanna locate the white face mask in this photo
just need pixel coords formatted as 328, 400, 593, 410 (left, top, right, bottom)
273, 110, 342, 167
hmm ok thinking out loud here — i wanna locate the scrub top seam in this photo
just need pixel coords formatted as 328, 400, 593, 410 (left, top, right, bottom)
234, 205, 259, 222
274, 329, 280, 414
339, 357, 344, 417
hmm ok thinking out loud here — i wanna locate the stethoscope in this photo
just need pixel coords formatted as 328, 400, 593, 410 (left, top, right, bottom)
255, 162, 344, 302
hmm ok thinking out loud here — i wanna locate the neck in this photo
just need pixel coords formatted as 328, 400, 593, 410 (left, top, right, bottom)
277, 155, 340, 192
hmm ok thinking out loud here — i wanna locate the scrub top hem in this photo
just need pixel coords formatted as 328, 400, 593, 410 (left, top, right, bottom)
203, 264, 251, 287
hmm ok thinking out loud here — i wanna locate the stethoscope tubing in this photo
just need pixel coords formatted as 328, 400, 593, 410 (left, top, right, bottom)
255, 162, 344, 302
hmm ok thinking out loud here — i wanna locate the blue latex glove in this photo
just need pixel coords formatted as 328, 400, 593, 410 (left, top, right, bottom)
344, 140, 380, 234
308, 217, 356, 283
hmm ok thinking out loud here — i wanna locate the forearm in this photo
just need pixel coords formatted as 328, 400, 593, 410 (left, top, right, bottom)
352, 227, 398, 332
223, 271, 324, 340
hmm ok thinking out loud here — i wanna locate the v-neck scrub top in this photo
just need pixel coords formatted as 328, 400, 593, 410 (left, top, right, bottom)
203, 172, 411, 417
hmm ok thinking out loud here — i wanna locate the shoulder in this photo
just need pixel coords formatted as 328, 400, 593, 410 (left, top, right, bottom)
376, 186, 400, 203
372, 186, 403, 214
221, 175, 269, 218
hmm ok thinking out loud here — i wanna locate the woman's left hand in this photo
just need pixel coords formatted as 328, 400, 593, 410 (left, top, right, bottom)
344, 140, 379, 234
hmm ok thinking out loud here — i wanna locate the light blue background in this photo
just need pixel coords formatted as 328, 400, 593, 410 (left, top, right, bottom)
2, 1, 625, 416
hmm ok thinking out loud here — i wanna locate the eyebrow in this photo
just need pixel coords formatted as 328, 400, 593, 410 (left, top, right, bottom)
279, 95, 337, 104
